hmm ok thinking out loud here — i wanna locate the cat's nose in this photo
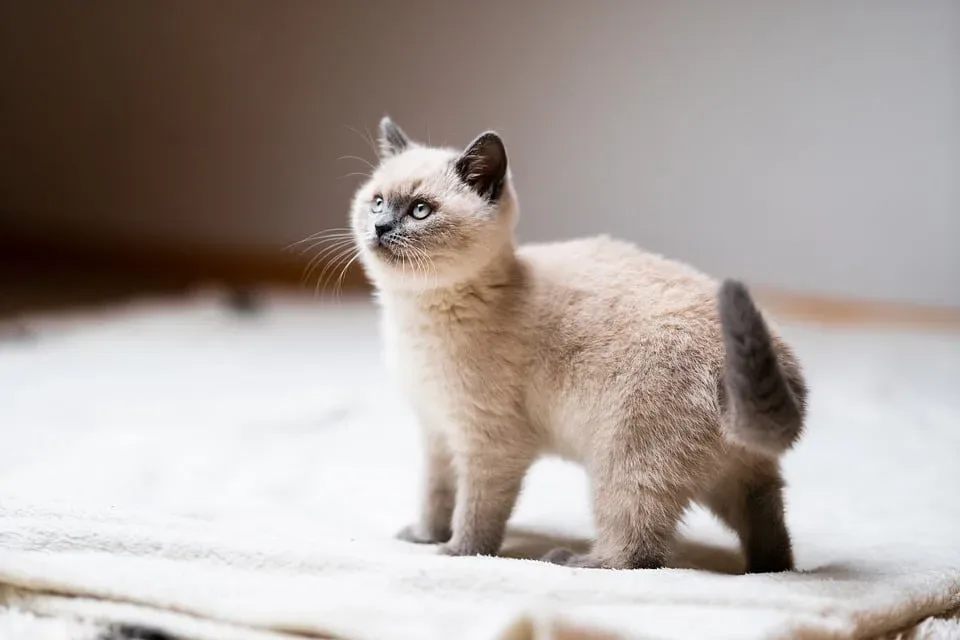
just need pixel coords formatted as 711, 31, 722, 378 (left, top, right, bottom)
374, 220, 395, 239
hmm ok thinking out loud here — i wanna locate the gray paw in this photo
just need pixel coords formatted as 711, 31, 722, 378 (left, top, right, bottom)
541, 547, 578, 565
541, 548, 613, 569
436, 543, 464, 556
541, 548, 602, 568
542, 547, 665, 570
395, 524, 450, 545
437, 541, 494, 557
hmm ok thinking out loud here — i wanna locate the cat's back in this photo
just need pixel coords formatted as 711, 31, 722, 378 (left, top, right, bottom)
517, 235, 721, 327
517, 234, 726, 387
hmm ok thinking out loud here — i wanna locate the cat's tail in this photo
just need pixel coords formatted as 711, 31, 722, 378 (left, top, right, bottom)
718, 279, 806, 457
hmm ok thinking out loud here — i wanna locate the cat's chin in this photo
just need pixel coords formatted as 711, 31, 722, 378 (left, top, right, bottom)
367, 241, 404, 268
362, 248, 443, 292
371, 242, 400, 262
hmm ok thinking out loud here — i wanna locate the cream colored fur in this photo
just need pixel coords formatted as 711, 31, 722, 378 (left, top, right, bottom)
350, 119, 806, 571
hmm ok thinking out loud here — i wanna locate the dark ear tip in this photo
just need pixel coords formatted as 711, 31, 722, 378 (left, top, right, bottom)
457, 130, 509, 200
469, 132, 507, 161
477, 131, 504, 146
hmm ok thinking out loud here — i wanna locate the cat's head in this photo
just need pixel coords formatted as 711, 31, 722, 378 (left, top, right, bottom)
350, 117, 518, 291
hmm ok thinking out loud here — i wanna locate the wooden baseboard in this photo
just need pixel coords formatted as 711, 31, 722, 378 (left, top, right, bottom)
2, 230, 957, 329
754, 288, 960, 330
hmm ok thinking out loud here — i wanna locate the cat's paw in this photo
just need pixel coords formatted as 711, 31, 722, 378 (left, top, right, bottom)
436, 543, 463, 556
541, 547, 578, 565
542, 548, 664, 570
395, 524, 450, 545
436, 542, 489, 557
541, 548, 603, 568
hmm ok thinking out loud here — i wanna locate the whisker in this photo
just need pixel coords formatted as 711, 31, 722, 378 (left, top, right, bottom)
413, 245, 438, 289
302, 245, 343, 285
364, 126, 380, 159
343, 124, 379, 159
334, 251, 361, 301
412, 246, 427, 284
392, 236, 423, 280
309, 240, 355, 281
284, 228, 353, 251
338, 155, 376, 171
316, 244, 358, 299
407, 241, 437, 289
322, 248, 359, 303
394, 238, 430, 288
399, 242, 408, 283
299, 235, 353, 262
381, 235, 440, 290
302, 240, 354, 285
297, 234, 355, 256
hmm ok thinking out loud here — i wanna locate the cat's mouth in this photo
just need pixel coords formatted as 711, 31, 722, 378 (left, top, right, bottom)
371, 238, 402, 263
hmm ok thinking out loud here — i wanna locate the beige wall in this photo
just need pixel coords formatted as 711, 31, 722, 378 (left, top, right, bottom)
1, 1, 958, 306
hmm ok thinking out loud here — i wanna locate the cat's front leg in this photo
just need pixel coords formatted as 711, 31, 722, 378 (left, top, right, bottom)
438, 446, 533, 557
396, 430, 456, 544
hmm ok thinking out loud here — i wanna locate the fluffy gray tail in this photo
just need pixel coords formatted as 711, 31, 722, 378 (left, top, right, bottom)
718, 280, 805, 457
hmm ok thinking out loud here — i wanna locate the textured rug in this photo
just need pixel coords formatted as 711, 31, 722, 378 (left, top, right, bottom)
1, 290, 958, 639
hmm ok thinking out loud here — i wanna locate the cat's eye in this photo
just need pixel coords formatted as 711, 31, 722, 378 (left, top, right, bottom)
371, 196, 384, 214
410, 201, 433, 220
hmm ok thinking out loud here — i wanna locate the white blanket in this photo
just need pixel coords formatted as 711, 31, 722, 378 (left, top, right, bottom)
1, 292, 958, 639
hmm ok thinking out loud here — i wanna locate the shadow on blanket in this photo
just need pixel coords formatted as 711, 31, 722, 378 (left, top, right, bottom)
499, 527, 745, 575
99, 623, 179, 640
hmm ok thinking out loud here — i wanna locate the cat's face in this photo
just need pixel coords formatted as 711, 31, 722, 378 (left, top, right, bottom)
351, 118, 517, 291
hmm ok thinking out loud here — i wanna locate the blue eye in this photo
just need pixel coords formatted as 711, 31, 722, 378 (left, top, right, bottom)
371, 196, 384, 214
410, 201, 433, 220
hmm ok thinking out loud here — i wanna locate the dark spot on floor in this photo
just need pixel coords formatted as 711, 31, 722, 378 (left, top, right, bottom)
224, 287, 264, 316
98, 623, 179, 640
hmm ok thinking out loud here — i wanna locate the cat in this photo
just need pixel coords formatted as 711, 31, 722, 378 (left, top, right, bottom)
348, 117, 807, 572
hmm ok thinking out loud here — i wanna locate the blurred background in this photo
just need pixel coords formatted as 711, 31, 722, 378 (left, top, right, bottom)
1, 0, 958, 321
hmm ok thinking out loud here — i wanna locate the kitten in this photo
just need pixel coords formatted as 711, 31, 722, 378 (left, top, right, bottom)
349, 117, 807, 572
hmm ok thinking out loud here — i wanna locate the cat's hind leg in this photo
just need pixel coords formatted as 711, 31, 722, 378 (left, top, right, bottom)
702, 462, 794, 573
543, 465, 690, 570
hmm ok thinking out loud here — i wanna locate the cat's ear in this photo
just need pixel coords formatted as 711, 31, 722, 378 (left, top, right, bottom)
378, 116, 411, 159
455, 132, 508, 201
